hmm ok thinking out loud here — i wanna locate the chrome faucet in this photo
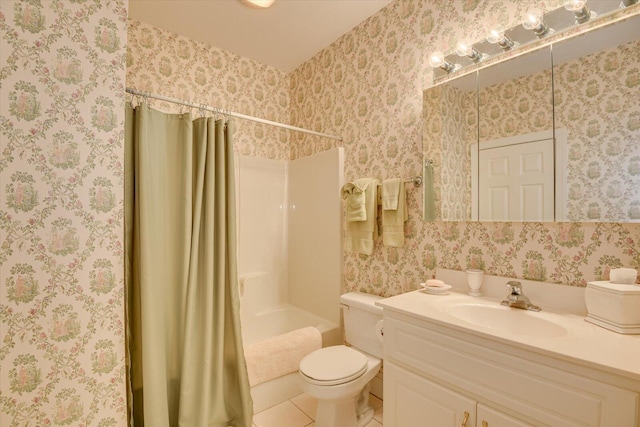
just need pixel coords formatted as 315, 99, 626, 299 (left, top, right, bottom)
501, 281, 541, 311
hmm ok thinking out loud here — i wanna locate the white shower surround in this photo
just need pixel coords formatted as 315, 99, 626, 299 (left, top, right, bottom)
236, 148, 344, 412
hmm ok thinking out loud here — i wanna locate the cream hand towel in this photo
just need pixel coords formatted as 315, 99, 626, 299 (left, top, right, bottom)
381, 178, 401, 210
423, 161, 436, 221
341, 181, 367, 222
244, 326, 322, 387
344, 178, 379, 255
382, 181, 407, 247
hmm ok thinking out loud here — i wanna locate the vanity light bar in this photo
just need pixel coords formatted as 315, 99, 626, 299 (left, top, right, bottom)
427, 0, 635, 78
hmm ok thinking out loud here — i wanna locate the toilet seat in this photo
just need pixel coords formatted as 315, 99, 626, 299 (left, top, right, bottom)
299, 345, 368, 386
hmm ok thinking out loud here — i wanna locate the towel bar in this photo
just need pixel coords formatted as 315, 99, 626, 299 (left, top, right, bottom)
376, 176, 423, 188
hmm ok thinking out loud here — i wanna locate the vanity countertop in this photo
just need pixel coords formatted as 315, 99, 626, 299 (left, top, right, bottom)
377, 290, 640, 383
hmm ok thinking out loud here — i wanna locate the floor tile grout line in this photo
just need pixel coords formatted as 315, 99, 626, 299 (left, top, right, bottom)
289, 399, 314, 420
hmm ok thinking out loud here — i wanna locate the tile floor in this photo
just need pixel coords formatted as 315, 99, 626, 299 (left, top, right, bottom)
252, 393, 383, 427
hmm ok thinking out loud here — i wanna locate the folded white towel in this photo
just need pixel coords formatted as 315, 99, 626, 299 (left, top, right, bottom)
344, 178, 379, 255
244, 326, 322, 387
382, 181, 407, 247
382, 178, 401, 210
341, 181, 367, 222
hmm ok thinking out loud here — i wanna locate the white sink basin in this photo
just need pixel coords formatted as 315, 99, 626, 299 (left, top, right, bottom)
446, 303, 569, 337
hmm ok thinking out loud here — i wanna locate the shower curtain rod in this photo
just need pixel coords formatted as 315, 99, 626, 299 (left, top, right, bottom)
126, 88, 343, 141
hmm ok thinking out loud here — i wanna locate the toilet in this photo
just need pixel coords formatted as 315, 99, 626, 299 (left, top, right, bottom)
299, 292, 384, 427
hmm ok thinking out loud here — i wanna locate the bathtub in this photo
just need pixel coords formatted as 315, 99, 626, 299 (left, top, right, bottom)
242, 304, 339, 345
242, 304, 341, 413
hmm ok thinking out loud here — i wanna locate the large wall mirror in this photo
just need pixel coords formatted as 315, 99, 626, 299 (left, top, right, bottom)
423, 11, 640, 223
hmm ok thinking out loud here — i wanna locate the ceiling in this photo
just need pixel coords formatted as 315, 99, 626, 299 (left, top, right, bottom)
128, 0, 393, 72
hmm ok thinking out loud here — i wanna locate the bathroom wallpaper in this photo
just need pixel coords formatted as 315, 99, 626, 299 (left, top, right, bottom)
126, 19, 291, 161
556, 39, 640, 222
478, 68, 553, 143
0, 0, 128, 425
289, 0, 640, 294
422, 83, 476, 221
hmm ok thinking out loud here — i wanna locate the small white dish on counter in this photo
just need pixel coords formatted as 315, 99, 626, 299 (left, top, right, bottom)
419, 283, 452, 295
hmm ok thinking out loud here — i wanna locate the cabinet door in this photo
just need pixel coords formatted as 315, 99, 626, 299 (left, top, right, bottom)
476, 403, 534, 427
384, 361, 476, 427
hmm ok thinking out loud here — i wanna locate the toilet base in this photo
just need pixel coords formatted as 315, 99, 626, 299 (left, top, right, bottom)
314, 384, 374, 427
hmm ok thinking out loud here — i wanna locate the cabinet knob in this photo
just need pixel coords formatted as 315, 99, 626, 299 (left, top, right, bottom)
482, 421, 489, 427
461, 411, 470, 427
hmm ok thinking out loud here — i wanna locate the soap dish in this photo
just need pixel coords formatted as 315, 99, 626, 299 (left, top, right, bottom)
585, 281, 640, 334
419, 283, 452, 295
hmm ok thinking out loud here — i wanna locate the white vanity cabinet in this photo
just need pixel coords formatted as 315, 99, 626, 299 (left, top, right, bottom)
381, 308, 640, 427
385, 361, 534, 427
384, 361, 476, 426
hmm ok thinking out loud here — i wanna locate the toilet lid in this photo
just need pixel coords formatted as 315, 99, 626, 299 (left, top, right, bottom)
299, 345, 368, 386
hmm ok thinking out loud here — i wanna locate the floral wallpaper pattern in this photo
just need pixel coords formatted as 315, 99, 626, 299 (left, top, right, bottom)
126, 20, 291, 161
478, 67, 553, 143
556, 39, 640, 222
288, 0, 640, 294
423, 81, 476, 221
1, 0, 128, 425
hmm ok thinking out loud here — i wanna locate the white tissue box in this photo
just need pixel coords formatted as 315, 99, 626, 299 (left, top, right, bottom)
609, 267, 638, 284
585, 281, 640, 334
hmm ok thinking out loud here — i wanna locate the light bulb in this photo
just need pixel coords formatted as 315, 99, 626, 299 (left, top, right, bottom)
487, 29, 515, 50
564, 0, 592, 23
563, 0, 587, 11
428, 51, 455, 73
523, 9, 550, 37
428, 51, 445, 68
455, 41, 473, 57
455, 41, 482, 62
523, 9, 543, 30
486, 29, 505, 44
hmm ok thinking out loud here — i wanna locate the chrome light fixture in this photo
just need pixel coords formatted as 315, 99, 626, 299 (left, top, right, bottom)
430, 0, 628, 81
242, 0, 275, 8
487, 29, 515, 50
428, 51, 457, 73
455, 41, 483, 62
523, 9, 551, 38
564, 0, 593, 24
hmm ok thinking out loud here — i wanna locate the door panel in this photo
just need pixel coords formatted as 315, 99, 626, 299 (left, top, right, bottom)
479, 138, 554, 221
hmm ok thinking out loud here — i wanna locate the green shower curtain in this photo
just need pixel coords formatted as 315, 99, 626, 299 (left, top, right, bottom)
124, 104, 252, 427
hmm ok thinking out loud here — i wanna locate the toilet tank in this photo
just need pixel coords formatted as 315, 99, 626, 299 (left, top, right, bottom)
340, 292, 384, 359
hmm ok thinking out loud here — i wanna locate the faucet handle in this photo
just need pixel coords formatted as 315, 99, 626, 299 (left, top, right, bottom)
506, 281, 523, 295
